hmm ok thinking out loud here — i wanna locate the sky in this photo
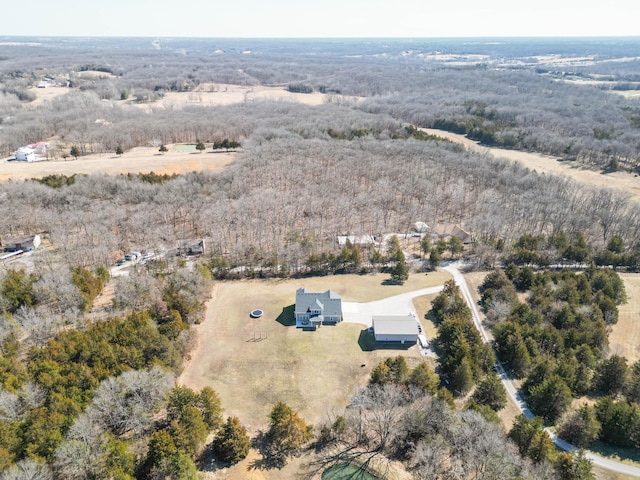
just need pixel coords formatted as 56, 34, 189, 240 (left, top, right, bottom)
2, 0, 638, 38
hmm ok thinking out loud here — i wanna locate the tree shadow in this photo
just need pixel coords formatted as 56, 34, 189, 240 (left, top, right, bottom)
358, 329, 415, 352
589, 440, 640, 463
197, 444, 231, 473
247, 431, 289, 470
381, 278, 404, 286
276, 304, 295, 327
358, 329, 376, 351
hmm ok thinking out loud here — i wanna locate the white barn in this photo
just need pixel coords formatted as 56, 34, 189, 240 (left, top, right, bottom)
372, 314, 419, 344
14, 147, 36, 162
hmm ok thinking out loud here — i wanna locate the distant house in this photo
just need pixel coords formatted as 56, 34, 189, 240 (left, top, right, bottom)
372, 314, 419, 344
14, 147, 36, 162
4, 234, 41, 252
179, 239, 205, 256
433, 223, 474, 244
295, 288, 342, 328
412, 221, 429, 234
336, 235, 376, 247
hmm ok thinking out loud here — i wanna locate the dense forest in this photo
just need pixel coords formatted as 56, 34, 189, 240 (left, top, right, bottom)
1, 37, 640, 478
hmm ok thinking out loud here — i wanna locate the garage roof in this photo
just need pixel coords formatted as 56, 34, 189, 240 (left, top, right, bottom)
372, 315, 419, 336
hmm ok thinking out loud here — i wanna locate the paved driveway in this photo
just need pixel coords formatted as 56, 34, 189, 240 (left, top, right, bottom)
342, 286, 444, 328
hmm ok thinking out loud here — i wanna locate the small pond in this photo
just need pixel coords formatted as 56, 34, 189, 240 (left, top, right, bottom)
322, 463, 377, 480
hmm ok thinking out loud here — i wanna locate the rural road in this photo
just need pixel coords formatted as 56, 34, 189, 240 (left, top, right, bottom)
444, 263, 640, 478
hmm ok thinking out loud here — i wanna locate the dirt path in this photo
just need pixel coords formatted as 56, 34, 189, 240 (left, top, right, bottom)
422, 128, 640, 202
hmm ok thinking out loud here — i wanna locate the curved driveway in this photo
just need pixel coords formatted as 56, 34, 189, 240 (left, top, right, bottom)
342, 285, 444, 328
444, 263, 640, 478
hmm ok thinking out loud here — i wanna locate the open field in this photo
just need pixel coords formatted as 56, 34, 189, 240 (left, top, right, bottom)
180, 272, 449, 479
609, 273, 640, 364
423, 128, 640, 202
0, 146, 236, 181
179, 271, 450, 429
152, 83, 346, 108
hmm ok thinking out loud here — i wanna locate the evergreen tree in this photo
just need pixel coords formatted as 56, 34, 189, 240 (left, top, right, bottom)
268, 402, 311, 452
407, 362, 439, 394
390, 250, 409, 284
508, 415, 555, 464
212, 416, 251, 464
471, 371, 507, 411
429, 248, 441, 269
195, 141, 206, 152
115, 145, 123, 156
159, 144, 168, 154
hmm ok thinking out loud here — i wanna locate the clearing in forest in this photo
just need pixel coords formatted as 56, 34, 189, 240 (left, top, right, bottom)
609, 273, 640, 364
178, 271, 450, 434
0, 145, 236, 181
422, 128, 640, 202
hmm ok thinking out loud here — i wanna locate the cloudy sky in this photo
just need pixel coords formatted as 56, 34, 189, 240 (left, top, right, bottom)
3, 0, 638, 37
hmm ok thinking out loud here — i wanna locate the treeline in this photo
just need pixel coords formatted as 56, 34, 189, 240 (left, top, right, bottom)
4, 127, 640, 272
313, 374, 589, 479
479, 266, 640, 454
0, 259, 236, 478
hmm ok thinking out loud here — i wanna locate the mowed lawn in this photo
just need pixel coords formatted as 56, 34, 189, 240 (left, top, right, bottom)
609, 273, 640, 364
179, 271, 450, 434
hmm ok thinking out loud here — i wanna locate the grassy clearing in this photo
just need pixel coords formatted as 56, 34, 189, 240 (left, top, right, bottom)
179, 272, 451, 479
609, 273, 640, 364
180, 271, 450, 432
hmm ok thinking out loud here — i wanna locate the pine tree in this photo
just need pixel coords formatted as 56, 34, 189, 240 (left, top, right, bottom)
268, 402, 311, 452
391, 250, 409, 284
212, 416, 251, 464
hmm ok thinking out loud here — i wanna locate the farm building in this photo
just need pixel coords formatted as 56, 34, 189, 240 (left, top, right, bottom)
372, 314, 419, 344
3, 234, 41, 252
14, 147, 36, 162
336, 235, 376, 247
178, 239, 205, 256
412, 221, 429, 233
295, 288, 342, 328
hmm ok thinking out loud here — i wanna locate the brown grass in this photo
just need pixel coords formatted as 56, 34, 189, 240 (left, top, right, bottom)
179, 272, 451, 479
609, 273, 640, 363
421, 128, 640, 202
0, 146, 236, 181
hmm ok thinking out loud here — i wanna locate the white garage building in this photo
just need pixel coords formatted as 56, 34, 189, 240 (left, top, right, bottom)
372, 314, 419, 344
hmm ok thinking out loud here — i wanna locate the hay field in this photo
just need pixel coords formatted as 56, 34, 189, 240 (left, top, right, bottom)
609, 273, 640, 363
422, 128, 640, 202
154, 83, 332, 108
0, 146, 236, 181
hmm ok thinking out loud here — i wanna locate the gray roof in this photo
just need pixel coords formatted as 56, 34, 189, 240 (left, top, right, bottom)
295, 288, 342, 317
373, 315, 419, 336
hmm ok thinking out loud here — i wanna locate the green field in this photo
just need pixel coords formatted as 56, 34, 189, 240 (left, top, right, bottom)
172, 143, 198, 152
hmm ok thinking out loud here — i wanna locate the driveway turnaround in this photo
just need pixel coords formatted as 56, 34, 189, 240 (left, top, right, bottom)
342, 286, 445, 328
